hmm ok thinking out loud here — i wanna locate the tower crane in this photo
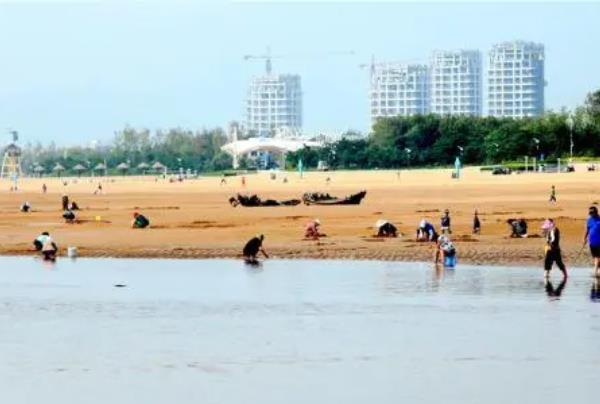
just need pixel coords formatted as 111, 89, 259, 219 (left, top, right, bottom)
243, 48, 356, 74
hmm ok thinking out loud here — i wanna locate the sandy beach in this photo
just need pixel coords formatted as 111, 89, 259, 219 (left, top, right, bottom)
0, 166, 598, 266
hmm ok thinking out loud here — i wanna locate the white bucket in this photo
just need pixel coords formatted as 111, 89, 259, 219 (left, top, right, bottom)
67, 246, 78, 258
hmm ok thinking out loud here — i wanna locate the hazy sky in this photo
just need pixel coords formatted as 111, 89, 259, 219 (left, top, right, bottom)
0, 1, 598, 145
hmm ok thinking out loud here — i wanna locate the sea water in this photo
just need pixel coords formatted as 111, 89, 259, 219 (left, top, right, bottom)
0, 257, 598, 404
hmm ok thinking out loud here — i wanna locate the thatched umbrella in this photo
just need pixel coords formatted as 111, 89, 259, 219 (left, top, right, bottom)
137, 162, 150, 174
93, 163, 107, 177
116, 162, 129, 176
33, 165, 45, 177
152, 161, 166, 173
72, 163, 86, 177
52, 163, 65, 177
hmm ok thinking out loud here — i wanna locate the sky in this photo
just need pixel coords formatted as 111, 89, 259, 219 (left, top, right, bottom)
0, 1, 599, 145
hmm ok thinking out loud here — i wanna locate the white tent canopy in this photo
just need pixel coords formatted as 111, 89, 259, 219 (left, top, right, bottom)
221, 137, 322, 168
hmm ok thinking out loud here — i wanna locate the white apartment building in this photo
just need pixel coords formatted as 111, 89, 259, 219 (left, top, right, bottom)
370, 63, 429, 125
488, 41, 545, 118
430, 50, 482, 116
245, 74, 302, 136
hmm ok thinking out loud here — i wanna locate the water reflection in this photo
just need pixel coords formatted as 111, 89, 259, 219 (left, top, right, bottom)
591, 278, 600, 302
545, 277, 567, 299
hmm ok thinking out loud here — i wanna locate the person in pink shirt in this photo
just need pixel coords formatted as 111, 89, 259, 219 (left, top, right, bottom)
305, 219, 323, 240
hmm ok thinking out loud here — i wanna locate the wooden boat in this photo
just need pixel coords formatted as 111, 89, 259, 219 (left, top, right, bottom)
229, 194, 301, 207
302, 190, 367, 206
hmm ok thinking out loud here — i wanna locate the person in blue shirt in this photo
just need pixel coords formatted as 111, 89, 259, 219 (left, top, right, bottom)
583, 206, 600, 277
416, 219, 438, 242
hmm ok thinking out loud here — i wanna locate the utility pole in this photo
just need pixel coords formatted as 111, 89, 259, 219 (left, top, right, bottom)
566, 113, 574, 161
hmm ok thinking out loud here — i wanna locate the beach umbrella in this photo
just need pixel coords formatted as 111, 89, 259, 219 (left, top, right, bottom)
93, 162, 107, 177
72, 163, 86, 177
116, 162, 129, 176
52, 163, 65, 177
137, 162, 150, 174
33, 165, 45, 177
152, 161, 166, 174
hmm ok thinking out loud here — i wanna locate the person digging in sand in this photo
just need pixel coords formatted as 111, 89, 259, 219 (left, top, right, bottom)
132, 212, 150, 229
305, 219, 325, 240
416, 219, 438, 242
243, 234, 268, 264
39, 233, 58, 261
63, 209, 76, 224
375, 219, 398, 237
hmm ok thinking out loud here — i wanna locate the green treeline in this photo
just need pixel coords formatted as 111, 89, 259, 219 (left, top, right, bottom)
287, 90, 600, 169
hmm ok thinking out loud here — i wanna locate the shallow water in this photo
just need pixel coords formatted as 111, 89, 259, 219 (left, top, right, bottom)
1, 257, 598, 404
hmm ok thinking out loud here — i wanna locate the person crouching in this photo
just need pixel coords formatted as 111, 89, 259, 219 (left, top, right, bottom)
305, 219, 324, 240
63, 209, 76, 224
376, 220, 398, 237
416, 219, 438, 242
35, 232, 58, 261
132, 212, 150, 229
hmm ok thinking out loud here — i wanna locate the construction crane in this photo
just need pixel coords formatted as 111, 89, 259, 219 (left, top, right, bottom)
243, 47, 356, 75
359, 55, 426, 79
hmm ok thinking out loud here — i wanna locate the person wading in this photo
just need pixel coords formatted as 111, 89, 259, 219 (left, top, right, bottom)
583, 206, 600, 277
543, 218, 567, 278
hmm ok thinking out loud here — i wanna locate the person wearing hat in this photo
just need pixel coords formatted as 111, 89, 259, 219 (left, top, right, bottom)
305, 219, 323, 240
441, 209, 452, 234
435, 234, 456, 266
131, 212, 150, 229
375, 219, 398, 237
243, 234, 269, 263
416, 219, 438, 242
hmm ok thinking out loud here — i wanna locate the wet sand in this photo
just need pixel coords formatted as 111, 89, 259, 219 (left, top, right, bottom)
0, 166, 598, 266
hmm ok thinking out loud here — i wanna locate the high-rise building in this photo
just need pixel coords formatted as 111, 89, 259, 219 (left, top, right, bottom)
430, 50, 482, 116
369, 63, 429, 125
245, 74, 302, 136
487, 41, 545, 118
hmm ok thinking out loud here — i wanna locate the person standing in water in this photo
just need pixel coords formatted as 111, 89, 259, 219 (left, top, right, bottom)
549, 185, 557, 203
543, 218, 567, 278
243, 234, 268, 263
583, 206, 600, 277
